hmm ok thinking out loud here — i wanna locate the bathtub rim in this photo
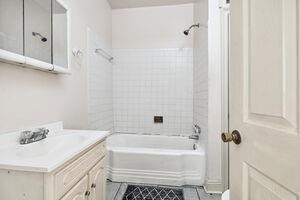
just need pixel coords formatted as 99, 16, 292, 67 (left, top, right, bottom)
107, 132, 206, 152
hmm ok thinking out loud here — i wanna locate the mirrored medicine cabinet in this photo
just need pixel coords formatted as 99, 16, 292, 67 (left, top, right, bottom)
0, 0, 70, 73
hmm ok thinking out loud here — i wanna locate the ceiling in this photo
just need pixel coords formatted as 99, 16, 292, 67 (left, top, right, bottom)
108, 0, 196, 9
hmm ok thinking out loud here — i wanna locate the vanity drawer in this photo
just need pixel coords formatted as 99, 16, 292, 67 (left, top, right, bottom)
54, 142, 106, 200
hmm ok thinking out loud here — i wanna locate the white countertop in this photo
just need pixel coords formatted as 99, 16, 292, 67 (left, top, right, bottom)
0, 122, 110, 173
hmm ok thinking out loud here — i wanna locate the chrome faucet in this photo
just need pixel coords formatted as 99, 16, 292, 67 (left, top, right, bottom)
189, 124, 201, 140
19, 128, 49, 145
193, 124, 201, 134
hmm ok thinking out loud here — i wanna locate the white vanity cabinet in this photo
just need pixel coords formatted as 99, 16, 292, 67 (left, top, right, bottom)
0, 140, 107, 200
47, 141, 107, 200
88, 159, 107, 200
59, 155, 107, 200
60, 175, 89, 200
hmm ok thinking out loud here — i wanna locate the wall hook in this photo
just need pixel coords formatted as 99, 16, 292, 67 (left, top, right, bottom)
72, 48, 83, 57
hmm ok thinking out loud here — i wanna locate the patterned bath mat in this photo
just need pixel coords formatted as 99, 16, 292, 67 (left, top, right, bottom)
122, 185, 184, 200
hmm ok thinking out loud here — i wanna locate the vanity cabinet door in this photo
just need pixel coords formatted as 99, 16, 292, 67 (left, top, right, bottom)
88, 158, 107, 200
60, 175, 88, 200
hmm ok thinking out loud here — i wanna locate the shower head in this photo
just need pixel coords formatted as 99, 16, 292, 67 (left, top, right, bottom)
183, 23, 200, 36
32, 32, 47, 42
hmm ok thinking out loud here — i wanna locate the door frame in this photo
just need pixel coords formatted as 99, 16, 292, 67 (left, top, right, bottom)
220, 0, 230, 192
205, 0, 230, 193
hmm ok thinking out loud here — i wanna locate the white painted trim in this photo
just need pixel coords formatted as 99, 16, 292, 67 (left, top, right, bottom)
53, 65, 71, 74
0, 49, 25, 65
220, 5, 230, 192
52, 0, 72, 74
206, 0, 230, 194
204, 179, 223, 194
207, 0, 224, 194
25, 57, 54, 71
0, 52, 73, 74
0, 50, 55, 72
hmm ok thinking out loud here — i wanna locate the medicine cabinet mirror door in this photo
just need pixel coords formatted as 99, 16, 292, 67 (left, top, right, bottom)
24, 0, 52, 63
0, 0, 24, 55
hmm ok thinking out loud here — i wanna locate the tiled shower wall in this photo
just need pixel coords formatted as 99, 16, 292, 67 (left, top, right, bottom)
113, 48, 193, 135
193, 33, 208, 141
193, 1, 208, 141
87, 30, 114, 131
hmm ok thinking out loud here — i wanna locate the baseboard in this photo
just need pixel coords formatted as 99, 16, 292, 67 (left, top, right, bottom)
203, 179, 223, 194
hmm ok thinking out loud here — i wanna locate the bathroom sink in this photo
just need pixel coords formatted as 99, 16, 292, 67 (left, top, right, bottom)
0, 124, 110, 172
15, 134, 87, 158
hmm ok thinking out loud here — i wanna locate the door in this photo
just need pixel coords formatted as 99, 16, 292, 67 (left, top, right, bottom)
229, 0, 300, 199
89, 158, 107, 200
0, 0, 24, 55
60, 176, 88, 200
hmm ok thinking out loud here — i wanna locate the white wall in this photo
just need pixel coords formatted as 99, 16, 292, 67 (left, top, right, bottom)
112, 4, 194, 49
0, 0, 112, 133
112, 4, 194, 135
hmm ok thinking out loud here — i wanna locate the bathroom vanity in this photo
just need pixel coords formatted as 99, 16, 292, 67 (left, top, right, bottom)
0, 122, 110, 200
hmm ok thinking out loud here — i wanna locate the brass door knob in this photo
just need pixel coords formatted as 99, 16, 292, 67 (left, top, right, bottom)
222, 130, 241, 144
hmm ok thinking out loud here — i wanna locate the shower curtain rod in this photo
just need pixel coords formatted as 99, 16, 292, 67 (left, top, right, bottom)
95, 48, 114, 62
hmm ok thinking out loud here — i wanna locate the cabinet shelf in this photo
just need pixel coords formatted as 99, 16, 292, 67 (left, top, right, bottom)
0, 49, 71, 74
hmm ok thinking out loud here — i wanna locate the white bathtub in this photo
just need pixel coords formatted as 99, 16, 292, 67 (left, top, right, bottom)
107, 134, 206, 186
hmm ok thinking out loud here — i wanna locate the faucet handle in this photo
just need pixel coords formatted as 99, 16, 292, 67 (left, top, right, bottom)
20, 131, 33, 144
20, 130, 33, 139
35, 128, 49, 135
44, 128, 49, 135
193, 124, 201, 134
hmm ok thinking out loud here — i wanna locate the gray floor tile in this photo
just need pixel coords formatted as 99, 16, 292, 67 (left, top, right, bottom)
196, 187, 221, 200
114, 183, 128, 200
106, 181, 121, 200
183, 187, 200, 200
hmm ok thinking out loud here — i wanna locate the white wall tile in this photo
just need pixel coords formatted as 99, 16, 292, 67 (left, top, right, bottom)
193, 2, 208, 142
113, 48, 193, 135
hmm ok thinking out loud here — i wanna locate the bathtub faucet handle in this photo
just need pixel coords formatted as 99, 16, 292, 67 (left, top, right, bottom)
193, 124, 201, 134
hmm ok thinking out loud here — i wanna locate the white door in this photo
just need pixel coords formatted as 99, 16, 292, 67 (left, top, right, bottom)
89, 158, 107, 200
228, 0, 300, 199
60, 176, 88, 200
